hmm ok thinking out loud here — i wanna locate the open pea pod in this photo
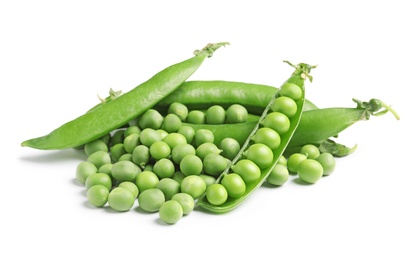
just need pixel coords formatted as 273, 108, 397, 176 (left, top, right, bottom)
196, 61, 316, 213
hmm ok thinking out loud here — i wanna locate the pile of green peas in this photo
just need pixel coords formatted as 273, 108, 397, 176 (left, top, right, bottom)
75, 102, 250, 224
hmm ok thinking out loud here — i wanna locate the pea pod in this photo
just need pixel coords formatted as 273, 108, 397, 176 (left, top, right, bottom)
21, 42, 228, 150
196, 61, 315, 213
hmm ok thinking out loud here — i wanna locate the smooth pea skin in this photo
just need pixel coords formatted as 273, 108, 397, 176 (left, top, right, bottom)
206, 105, 226, 124
118, 181, 139, 198
287, 153, 307, 173
171, 143, 196, 165
87, 151, 111, 169
168, 102, 189, 121
159, 200, 183, 224
206, 183, 228, 206
108, 187, 135, 212
244, 143, 274, 170
87, 185, 109, 207
194, 129, 214, 146
221, 173, 246, 199
232, 159, 261, 184
85, 173, 112, 191
153, 158, 175, 179
203, 153, 228, 176
266, 164, 289, 186
180, 155, 203, 176
186, 110, 206, 124
181, 175, 207, 199
316, 152, 336, 176
149, 141, 171, 160
271, 96, 297, 118
219, 137, 240, 160
84, 139, 108, 156
262, 112, 290, 135
171, 193, 195, 215
139, 109, 164, 130
279, 82, 302, 101
300, 144, 320, 159
134, 171, 159, 193
156, 178, 181, 201
138, 188, 165, 213
111, 161, 141, 182
177, 125, 195, 144
297, 159, 323, 184
162, 114, 182, 133
195, 143, 221, 161
226, 104, 248, 123
253, 127, 281, 150
76, 161, 97, 185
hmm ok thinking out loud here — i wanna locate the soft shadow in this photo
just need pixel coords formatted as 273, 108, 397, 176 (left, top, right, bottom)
292, 178, 313, 186
19, 149, 86, 163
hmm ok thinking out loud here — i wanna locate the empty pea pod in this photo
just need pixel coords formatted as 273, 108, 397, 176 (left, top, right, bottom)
196, 61, 316, 213
21, 42, 229, 150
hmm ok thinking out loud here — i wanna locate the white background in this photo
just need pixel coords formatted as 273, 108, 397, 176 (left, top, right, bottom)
1, 1, 419, 259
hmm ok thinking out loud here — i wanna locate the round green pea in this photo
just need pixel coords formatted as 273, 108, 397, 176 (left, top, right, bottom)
124, 125, 141, 138
316, 152, 336, 176
159, 200, 183, 224
226, 104, 248, 123
153, 158, 175, 179
199, 174, 216, 187
245, 143, 274, 169
262, 112, 290, 135
196, 143, 221, 161
221, 173, 246, 199
85, 173, 112, 191
171, 143, 196, 165
266, 164, 289, 186
297, 159, 324, 184
118, 153, 132, 162
171, 193, 195, 215
206, 183, 228, 206
108, 187, 135, 212
177, 125, 195, 144
118, 181, 139, 198
271, 96, 297, 118
194, 129, 214, 146
287, 153, 307, 173
168, 102, 189, 121
76, 161, 97, 185
232, 159, 261, 184
139, 128, 162, 147
163, 133, 187, 149
111, 161, 141, 182
219, 138, 240, 160
84, 139, 108, 156
172, 171, 186, 184
206, 105, 226, 124
134, 171, 159, 193
253, 127, 281, 150
139, 109, 164, 130
181, 175, 207, 199
149, 141, 171, 160
180, 155, 203, 176
162, 114, 182, 133
278, 155, 287, 166
279, 82, 302, 101
156, 129, 169, 139
109, 143, 126, 162
87, 185, 109, 207
203, 153, 228, 176
138, 188, 165, 213
186, 110, 206, 124
300, 144, 320, 159
156, 178, 181, 201
87, 151, 111, 169
123, 133, 141, 153
132, 145, 150, 167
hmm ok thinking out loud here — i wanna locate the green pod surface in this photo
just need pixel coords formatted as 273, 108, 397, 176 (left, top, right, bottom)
197, 61, 315, 213
21, 42, 229, 150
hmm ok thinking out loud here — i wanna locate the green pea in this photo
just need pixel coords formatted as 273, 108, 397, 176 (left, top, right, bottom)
266, 164, 289, 186
180, 155, 203, 176
232, 159, 261, 184
124, 125, 141, 138
172, 171, 186, 184
300, 144, 320, 159
163, 133, 187, 149
181, 175, 207, 199
221, 173, 246, 199
162, 114, 182, 133
262, 112, 290, 135
244, 143, 274, 170
85, 173, 112, 191
149, 141, 171, 160
98, 133, 111, 147
108, 187, 135, 212
84, 139, 108, 156
226, 104, 248, 123
194, 129, 214, 146
279, 82, 302, 100
271, 96, 297, 118
196, 142, 221, 161
316, 152, 336, 176
143, 164, 154, 172
297, 159, 323, 184
110, 143, 127, 162
206, 105, 226, 124
118, 181, 139, 198
109, 129, 125, 147
253, 127, 281, 150
123, 133, 141, 153
153, 158, 175, 179
139, 109, 164, 130
168, 102, 189, 121
199, 174, 216, 187
98, 163, 113, 177
219, 138, 240, 160
171, 193, 195, 215
111, 161, 141, 182
138, 188, 165, 213
186, 110, 206, 124
156, 129, 169, 139
206, 183, 228, 206
118, 153, 132, 162
287, 153, 307, 173
156, 178, 181, 201
134, 171, 159, 193
76, 161, 97, 185
177, 125, 195, 144
87, 185, 109, 207
171, 143, 196, 165
139, 128, 162, 147
203, 153, 228, 176
132, 145, 150, 168
87, 151, 111, 169
278, 155, 287, 166
159, 200, 183, 224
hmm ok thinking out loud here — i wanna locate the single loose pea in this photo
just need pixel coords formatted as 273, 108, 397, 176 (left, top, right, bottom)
287, 153, 307, 173
219, 138, 240, 160
203, 153, 228, 176
108, 187, 135, 212
186, 110, 206, 124
177, 125, 195, 144
138, 188, 165, 213
118, 181, 139, 198
139, 128, 162, 147
232, 159, 261, 184
206, 105, 226, 124
134, 171, 159, 193
162, 114, 182, 133
159, 200, 183, 224
132, 145, 150, 167
316, 152, 336, 176
271, 96, 297, 118
156, 178, 181, 201
171, 193, 195, 215
123, 133, 141, 153
253, 127, 281, 150
153, 158, 175, 179
111, 161, 141, 182
279, 82, 302, 100
110, 143, 126, 162
244, 143, 274, 169
168, 102, 189, 121
300, 144, 320, 159
297, 159, 324, 184
181, 175, 207, 199
266, 164, 289, 186
194, 129, 214, 146
180, 155, 203, 176
206, 183, 228, 206
262, 112, 290, 135
221, 173, 246, 199
171, 143, 196, 164
76, 161, 97, 185
163, 133, 187, 149
85, 173, 112, 191
139, 109, 164, 130
226, 104, 248, 123
84, 139, 108, 156
196, 142, 221, 161
87, 185, 109, 207
149, 141, 171, 160
87, 151, 111, 169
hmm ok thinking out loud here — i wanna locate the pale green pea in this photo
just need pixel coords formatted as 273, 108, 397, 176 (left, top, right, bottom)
123, 133, 141, 153
84, 139, 108, 156
138, 188, 165, 213
134, 171, 159, 193
111, 161, 141, 182
162, 114, 182, 133
159, 200, 183, 224
171, 193, 195, 215
76, 161, 97, 185
177, 125, 195, 144
108, 187, 135, 212
87, 151, 111, 169
87, 185, 109, 207
156, 178, 181, 201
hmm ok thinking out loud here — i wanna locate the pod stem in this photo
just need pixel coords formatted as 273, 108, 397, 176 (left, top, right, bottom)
283, 60, 317, 82
352, 98, 400, 120
193, 42, 230, 57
